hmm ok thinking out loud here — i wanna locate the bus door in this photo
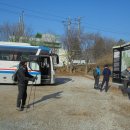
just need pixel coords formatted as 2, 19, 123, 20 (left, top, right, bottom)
28, 54, 59, 85
113, 47, 122, 83
38, 56, 51, 84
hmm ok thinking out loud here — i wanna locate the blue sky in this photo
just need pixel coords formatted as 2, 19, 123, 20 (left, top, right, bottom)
0, 0, 130, 41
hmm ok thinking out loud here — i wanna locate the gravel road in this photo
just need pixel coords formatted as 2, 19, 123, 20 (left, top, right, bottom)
0, 76, 130, 130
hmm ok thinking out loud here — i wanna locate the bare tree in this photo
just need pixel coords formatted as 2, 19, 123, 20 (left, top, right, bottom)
116, 39, 125, 46
91, 34, 117, 65
81, 33, 95, 73
62, 26, 81, 72
0, 22, 32, 42
81, 33, 117, 72
93, 35, 105, 60
0, 22, 13, 41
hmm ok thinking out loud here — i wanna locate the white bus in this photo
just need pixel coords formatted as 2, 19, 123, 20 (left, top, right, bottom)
0, 42, 59, 84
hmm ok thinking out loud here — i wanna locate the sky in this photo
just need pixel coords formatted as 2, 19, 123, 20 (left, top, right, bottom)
0, 0, 130, 42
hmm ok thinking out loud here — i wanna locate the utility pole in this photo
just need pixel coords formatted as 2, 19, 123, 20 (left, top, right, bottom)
62, 17, 71, 35
76, 16, 82, 62
67, 17, 71, 34
77, 16, 81, 42
21, 11, 24, 36
18, 11, 25, 42
19, 11, 24, 36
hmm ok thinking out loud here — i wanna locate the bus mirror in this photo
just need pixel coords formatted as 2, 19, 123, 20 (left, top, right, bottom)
52, 54, 59, 64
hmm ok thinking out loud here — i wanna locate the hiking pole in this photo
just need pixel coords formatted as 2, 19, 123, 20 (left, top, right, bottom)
33, 83, 36, 110
33, 75, 37, 110
26, 82, 33, 112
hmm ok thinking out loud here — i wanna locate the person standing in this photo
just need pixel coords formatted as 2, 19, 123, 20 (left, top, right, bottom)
16, 60, 36, 111
93, 66, 101, 89
121, 66, 130, 94
100, 64, 111, 92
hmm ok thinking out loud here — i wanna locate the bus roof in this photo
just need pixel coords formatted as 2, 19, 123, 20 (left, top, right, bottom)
0, 41, 30, 46
0, 42, 51, 53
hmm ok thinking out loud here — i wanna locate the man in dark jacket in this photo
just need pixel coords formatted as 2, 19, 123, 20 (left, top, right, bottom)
100, 64, 111, 92
16, 61, 36, 111
121, 66, 130, 93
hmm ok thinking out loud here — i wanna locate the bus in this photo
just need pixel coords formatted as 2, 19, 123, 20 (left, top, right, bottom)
0, 42, 59, 84
113, 42, 130, 83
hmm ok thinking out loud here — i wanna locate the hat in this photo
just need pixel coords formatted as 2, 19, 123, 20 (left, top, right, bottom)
104, 64, 108, 67
19, 60, 27, 67
97, 65, 99, 68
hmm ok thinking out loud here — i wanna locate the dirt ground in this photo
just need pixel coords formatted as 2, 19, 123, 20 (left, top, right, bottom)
0, 75, 130, 130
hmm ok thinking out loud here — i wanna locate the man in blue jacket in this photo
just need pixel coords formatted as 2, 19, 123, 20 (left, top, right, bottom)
100, 64, 111, 92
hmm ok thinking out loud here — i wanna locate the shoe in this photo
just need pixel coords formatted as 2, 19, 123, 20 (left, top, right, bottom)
22, 105, 30, 108
105, 89, 108, 92
94, 85, 97, 89
16, 107, 23, 111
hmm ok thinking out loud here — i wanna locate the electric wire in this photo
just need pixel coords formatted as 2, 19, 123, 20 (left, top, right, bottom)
0, 1, 129, 36
0, 1, 65, 19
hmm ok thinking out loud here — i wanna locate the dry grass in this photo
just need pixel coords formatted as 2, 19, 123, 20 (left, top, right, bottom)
97, 53, 113, 66
110, 102, 130, 117
109, 86, 122, 95
69, 111, 94, 117
119, 104, 130, 116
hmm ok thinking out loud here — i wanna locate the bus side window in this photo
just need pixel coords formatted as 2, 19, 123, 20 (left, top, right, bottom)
0, 51, 10, 60
3, 55, 10, 60
0, 52, 1, 59
13, 53, 18, 61
17, 55, 22, 60
3, 56, 7, 60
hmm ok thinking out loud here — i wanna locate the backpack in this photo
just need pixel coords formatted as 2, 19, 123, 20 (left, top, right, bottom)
93, 68, 97, 77
12, 69, 18, 82
96, 68, 101, 76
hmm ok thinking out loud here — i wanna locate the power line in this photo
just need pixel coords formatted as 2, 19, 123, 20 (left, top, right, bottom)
82, 20, 130, 36
63, 17, 130, 36
0, 1, 65, 20
0, 8, 62, 23
25, 13, 62, 22
84, 24, 130, 36
0, 1, 129, 36
0, 7, 20, 15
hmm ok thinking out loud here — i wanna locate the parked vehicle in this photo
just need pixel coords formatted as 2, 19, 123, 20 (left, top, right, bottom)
0, 42, 59, 84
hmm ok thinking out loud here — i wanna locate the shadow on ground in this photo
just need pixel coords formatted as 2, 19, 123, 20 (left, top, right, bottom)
118, 84, 130, 100
28, 91, 63, 106
54, 77, 72, 85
